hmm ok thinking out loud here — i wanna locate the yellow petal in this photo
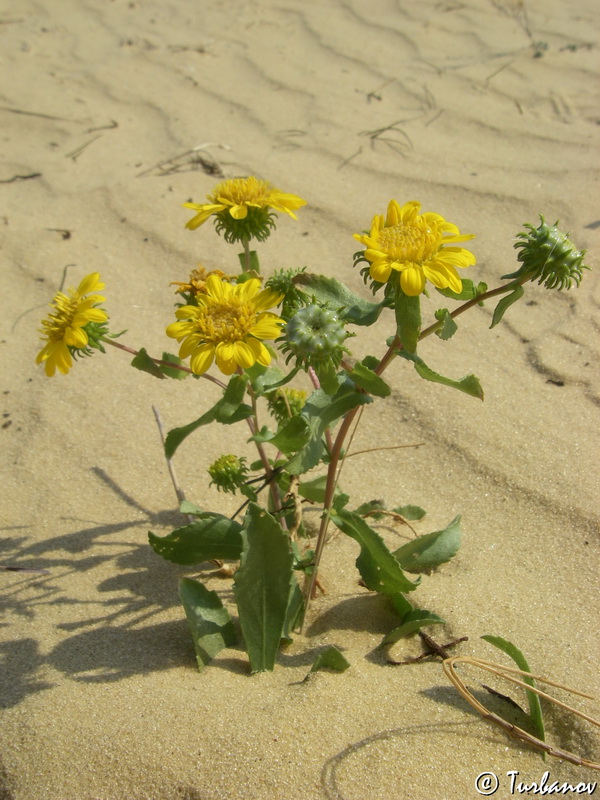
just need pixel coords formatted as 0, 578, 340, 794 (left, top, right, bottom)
246, 337, 272, 366
400, 266, 426, 296
190, 344, 215, 374
369, 261, 393, 283
229, 204, 248, 220
64, 326, 89, 348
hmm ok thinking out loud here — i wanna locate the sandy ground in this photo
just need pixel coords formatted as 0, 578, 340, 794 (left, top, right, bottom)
1, 0, 599, 798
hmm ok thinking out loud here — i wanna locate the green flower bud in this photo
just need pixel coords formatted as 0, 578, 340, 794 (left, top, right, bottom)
281, 303, 353, 393
283, 303, 351, 369
506, 216, 589, 290
266, 387, 307, 424
208, 454, 249, 494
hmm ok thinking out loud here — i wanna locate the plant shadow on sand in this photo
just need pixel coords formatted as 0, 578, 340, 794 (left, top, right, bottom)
0, 467, 215, 707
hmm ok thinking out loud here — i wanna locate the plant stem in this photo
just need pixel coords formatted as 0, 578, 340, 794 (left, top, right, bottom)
303, 275, 528, 615
101, 337, 227, 388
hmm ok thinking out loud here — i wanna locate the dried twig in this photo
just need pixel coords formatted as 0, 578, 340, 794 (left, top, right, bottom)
443, 656, 600, 769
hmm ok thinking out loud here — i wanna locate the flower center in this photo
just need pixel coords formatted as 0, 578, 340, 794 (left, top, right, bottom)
41, 291, 79, 342
211, 177, 269, 207
378, 222, 439, 264
195, 299, 256, 343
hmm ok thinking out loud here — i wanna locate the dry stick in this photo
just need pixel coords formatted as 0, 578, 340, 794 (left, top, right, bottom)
443, 656, 600, 769
152, 406, 188, 509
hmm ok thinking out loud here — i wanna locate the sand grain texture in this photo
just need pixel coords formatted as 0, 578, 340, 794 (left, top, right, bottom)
1, 1, 599, 798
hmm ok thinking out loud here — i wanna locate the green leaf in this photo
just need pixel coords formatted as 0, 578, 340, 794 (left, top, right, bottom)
398, 351, 484, 400
395, 290, 421, 354
159, 352, 188, 379
348, 361, 391, 398
306, 646, 350, 678
233, 504, 295, 672
281, 575, 305, 643
490, 285, 525, 328
179, 500, 204, 516
164, 375, 252, 458
131, 347, 166, 379
252, 415, 311, 455
392, 504, 426, 521
434, 309, 458, 340
330, 508, 420, 595
178, 578, 237, 671
293, 273, 385, 326
436, 280, 488, 301
390, 593, 414, 618
237, 250, 260, 273
285, 385, 371, 474
148, 515, 243, 564
354, 499, 387, 520
394, 515, 462, 572
297, 475, 350, 511
315, 360, 339, 396
481, 635, 545, 746
245, 363, 286, 394
382, 609, 445, 645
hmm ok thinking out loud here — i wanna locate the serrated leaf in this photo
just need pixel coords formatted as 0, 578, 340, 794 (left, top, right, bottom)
354, 499, 387, 519
331, 508, 420, 595
159, 352, 188, 379
131, 347, 166, 379
233, 504, 295, 672
392, 504, 426, 521
382, 610, 445, 645
297, 475, 348, 511
398, 351, 484, 400
148, 515, 243, 564
490, 285, 525, 328
179, 500, 204, 516
390, 593, 414, 618
252, 415, 311, 454
348, 361, 391, 398
306, 646, 350, 678
178, 578, 237, 671
434, 308, 458, 340
293, 273, 385, 326
395, 290, 421, 354
281, 576, 304, 643
394, 515, 462, 572
481, 635, 545, 746
315, 360, 339, 395
164, 375, 252, 458
245, 363, 286, 394
237, 250, 260, 272
436, 280, 488, 301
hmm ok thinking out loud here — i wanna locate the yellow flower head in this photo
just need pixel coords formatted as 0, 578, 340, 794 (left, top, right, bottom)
36, 273, 108, 376
354, 200, 476, 296
183, 176, 306, 242
166, 275, 284, 376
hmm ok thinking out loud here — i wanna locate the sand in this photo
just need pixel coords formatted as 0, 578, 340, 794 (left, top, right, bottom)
1, 0, 599, 798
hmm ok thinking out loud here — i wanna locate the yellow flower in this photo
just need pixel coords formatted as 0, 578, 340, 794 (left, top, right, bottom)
183, 176, 306, 232
36, 273, 108, 376
354, 200, 476, 296
166, 275, 284, 376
